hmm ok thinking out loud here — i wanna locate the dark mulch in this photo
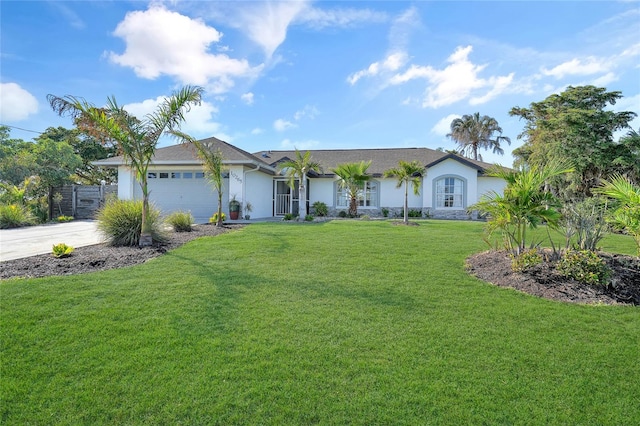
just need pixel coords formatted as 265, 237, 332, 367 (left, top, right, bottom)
466, 250, 640, 306
0, 224, 243, 280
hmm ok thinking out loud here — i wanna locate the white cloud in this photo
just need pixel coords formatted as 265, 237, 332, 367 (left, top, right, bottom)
296, 6, 387, 29
123, 96, 222, 137
590, 72, 618, 87
347, 51, 408, 85
241, 92, 255, 105
232, 1, 309, 58
541, 57, 610, 79
293, 105, 319, 120
469, 73, 515, 105
431, 114, 461, 136
0, 83, 38, 121
279, 138, 320, 150
198, 1, 386, 60
274, 118, 297, 132
388, 45, 515, 108
251, 128, 263, 135
108, 5, 261, 93
50, 2, 85, 29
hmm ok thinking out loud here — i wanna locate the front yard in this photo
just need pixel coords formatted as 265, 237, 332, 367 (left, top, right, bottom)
1, 220, 638, 424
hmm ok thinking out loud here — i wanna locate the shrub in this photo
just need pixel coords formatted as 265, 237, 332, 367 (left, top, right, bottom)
210, 212, 226, 224
55, 215, 74, 223
511, 249, 542, 272
312, 201, 328, 217
338, 210, 348, 218
557, 250, 610, 286
283, 213, 297, 221
166, 211, 193, 232
52, 243, 74, 258
304, 214, 314, 222
408, 209, 422, 218
96, 199, 166, 246
381, 207, 389, 217
561, 198, 608, 251
0, 204, 34, 229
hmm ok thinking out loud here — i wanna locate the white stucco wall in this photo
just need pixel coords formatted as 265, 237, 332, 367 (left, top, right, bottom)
244, 169, 274, 218
117, 166, 135, 200
476, 176, 507, 201
379, 178, 422, 209
423, 159, 479, 209
309, 178, 334, 206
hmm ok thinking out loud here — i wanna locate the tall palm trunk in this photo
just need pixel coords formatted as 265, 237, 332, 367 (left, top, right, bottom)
403, 181, 409, 224
298, 173, 307, 218
139, 183, 153, 246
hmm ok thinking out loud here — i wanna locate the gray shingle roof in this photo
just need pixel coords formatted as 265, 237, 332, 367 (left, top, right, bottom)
94, 137, 275, 171
94, 137, 500, 176
257, 148, 497, 177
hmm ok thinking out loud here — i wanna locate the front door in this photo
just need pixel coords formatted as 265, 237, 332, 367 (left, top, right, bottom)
274, 180, 299, 216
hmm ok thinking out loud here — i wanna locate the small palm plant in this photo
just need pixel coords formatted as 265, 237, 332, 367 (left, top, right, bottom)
470, 162, 573, 255
278, 150, 323, 219
384, 160, 425, 224
332, 161, 371, 217
594, 174, 640, 256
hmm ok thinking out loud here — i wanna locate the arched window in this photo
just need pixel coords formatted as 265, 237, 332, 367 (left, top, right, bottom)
435, 176, 464, 208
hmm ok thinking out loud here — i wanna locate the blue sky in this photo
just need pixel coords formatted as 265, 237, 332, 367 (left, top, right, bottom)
1, 0, 639, 166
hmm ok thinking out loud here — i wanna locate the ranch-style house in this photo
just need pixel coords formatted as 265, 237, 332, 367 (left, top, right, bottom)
95, 137, 507, 222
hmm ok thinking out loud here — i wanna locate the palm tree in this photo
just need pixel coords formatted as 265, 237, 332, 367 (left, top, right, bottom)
277, 149, 323, 219
177, 139, 225, 227
470, 162, 573, 255
48, 85, 204, 246
332, 161, 371, 217
594, 174, 640, 256
447, 112, 511, 161
384, 160, 425, 224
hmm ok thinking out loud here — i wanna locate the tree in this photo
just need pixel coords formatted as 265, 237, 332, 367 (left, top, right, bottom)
277, 149, 323, 219
332, 161, 371, 217
594, 174, 640, 256
470, 162, 573, 255
384, 160, 425, 224
180, 139, 226, 227
0, 127, 35, 186
447, 112, 511, 161
37, 126, 118, 185
510, 85, 637, 200
48, 85, 204, 246
608, 128, 640, 184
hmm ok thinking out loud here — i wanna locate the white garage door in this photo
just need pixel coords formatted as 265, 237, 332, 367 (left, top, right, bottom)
134, 171, 227, 223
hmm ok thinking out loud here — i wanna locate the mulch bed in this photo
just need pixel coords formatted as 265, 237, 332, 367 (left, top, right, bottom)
3, 225, 638, 307
0, 224, 243, 280
466, 250, 640, 306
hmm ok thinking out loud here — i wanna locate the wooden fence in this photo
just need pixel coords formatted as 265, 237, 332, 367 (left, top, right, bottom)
50, 184, 118, 219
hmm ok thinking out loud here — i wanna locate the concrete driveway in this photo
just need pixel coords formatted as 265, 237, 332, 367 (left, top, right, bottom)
0, 220, 102, 261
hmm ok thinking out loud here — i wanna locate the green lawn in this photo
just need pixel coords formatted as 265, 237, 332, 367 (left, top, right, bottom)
2, 220, 638, 425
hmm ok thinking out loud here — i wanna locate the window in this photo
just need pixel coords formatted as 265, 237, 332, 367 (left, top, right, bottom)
147, 172, 157, 179
195, 172, 205, 179
159, 172, 169, 179
336, 181, 379, 208
171, 172, 181, 179
436, 177, 463, 208
183, 172, 193, 179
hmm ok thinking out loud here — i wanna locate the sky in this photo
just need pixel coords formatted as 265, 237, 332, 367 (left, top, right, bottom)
1, 0, 639, 166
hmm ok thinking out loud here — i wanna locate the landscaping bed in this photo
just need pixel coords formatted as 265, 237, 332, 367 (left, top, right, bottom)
467, 250, 640, 305
0, 224, 243, 280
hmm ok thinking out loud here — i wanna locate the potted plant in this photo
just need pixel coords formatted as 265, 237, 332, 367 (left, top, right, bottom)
244, 201, 253, 220
229, 196, 241, 220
